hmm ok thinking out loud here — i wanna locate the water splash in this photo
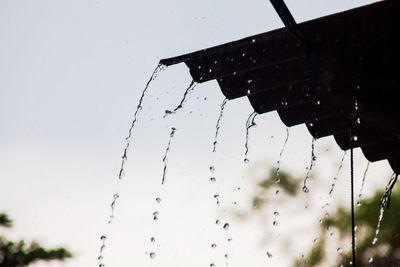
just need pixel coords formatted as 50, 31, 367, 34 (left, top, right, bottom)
97, 235, 106, 261
212, 98, 229, 152
302, 138, 316, 193
164, 80, 197, 117
379, 172, 398, 209
244, 111, 258, 163
108, 193, 120, 223
119, 64, 166, 179
328, 151, 347, 195
372, 207, 384, 245
161, 127, 177, 185
276, 127, 289, 182
358, 162, 370, 198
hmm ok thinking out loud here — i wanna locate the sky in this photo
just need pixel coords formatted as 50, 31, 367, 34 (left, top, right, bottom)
0, 0, 391, 266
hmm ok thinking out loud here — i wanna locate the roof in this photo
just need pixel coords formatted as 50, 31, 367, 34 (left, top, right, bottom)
160, 0, 400, 173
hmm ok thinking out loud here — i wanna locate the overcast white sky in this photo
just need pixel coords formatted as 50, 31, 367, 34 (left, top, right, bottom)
0, 0, 391, 266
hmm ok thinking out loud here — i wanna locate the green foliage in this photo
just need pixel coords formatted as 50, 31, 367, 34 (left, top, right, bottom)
0, 214, 12, 228
0, 213, 72, 266
297, 181, 400, 266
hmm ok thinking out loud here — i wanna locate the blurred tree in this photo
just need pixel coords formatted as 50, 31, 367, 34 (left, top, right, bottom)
295, 175, 400, 267
0, 213, 72, 267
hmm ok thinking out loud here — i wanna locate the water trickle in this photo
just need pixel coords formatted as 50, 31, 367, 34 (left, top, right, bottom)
119, 64, 166, 180
358, 162, 370, 198
244, 111, 258, 163
108, 193, 120, 224
302, 138, 316, 193
164, 80, 197, 118
212, 98, 229, 153
379, 173, 398, 209
161, 127, 177, 185
276, 127, 289, 182
372, 207, 384, 245
328, 151, 347, 195
97, 235, 106, 261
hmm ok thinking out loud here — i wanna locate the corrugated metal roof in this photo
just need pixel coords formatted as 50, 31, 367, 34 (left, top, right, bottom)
160, 0, 400, 173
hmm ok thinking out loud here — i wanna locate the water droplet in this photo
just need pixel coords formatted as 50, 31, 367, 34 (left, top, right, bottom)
319, 219, 323, 224
149, 252, 156, 259
274, 211, 279, 216
275, 190, 279, 195
302, 186, 310, 193
354, 225, 358, 231
223, 223, 230, 230
210, 166, 215, 173
313, 238, 318, 243
275, 178, 280, 183
225, 254, 229, 259
316, 100, 321, 105
356, 117, 361, 125
150, 237, 155, 243
247, 89, 251, 95
357, 201, 361, 206
368, 257, 373, 263
156, 197, 162, 203
210, 177, 216, 182
273, 220, 278, 226
242, 53, 246, 57
100, 235, 106, 240
247, 79, 253, 84
227, 238, 232, 242
252, 38, 256, 43
215, 219, 220, 225
337, 248, 342, 254
244, 158, 249, 163
372, 237, 378, 245
210, 263, 215, 267
352, 135, 358, 141
266, 251, 273, 258
349, 261, 353, 265
209, 68, 212, 73
211, 243, 217, 248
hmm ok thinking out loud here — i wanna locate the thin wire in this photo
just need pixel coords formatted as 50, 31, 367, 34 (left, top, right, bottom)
350, 128, 356, 266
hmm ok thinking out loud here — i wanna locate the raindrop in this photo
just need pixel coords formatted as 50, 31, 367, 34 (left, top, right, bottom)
352, 135, 358, 142
216, 219, 220, 225
313, 238, 318, 243
212, 98, 229, 153
337, 248, 343, 254
227, 238, 232, 242
368, 257, 374, 263
210, 166, 215, 173
119, 64, 166, 179
149, 252, 156, 259
357, 201, 361, 206
244, 111, 258, 163
247, 79, 253, 84
275, 190, 279, 195
247, 89, 251, 95
252, 38, 256, 43
225, 254, 229, 259
161, 127, 177, 185
274, 211, 279, 216
302, 186, 310, 193
156, 197, 162, 203
223, 223, 230, 230
273, 220, 278, 226
355, 117, 361, 125
153, 211, 159, 221
210, 177, 216, 183
354, 225, 358, 232
242, 52, 246, 57
210, 263, 215, 267
266, 251, 273, 258
150, 237, 155, 243
211, 243, 217, 249
275, 178, 280, 183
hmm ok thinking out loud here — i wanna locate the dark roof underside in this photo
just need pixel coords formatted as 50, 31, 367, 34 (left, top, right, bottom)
160, 0, 400, 173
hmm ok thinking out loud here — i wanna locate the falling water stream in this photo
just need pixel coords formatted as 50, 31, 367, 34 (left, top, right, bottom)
358, 162, 370, 198
161, 127, 177, 185
164, 80, 197, 117
328, 151, 347, 195
213, 98, 229, 153
244, 111, 258, 163
276, 127, 289, 182
302, 137, 316, 193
